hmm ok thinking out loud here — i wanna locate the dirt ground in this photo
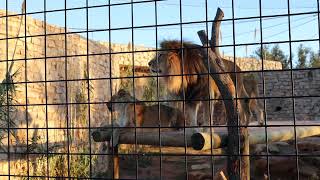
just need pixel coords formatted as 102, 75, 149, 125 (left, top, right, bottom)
119, 156, 225, 180
115, 137, 320, 180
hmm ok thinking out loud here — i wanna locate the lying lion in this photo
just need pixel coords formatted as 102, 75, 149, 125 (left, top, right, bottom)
106, 89, 186, 130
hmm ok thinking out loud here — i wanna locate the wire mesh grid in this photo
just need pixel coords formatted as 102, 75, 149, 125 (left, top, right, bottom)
0, 0, 319, 179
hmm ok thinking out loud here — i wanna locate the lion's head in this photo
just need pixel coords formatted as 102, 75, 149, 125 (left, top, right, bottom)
148, 40, 206, 95
107, 89, 145, 127
106, 89, 138, 112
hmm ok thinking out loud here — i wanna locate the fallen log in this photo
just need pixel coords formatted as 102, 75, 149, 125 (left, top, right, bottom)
92, 121, 320, 151
117, 144, 225, 155
191, 121, 320, 150
92, 127, 193, 147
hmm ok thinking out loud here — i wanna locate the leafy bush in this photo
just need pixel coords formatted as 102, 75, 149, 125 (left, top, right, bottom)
120, 66, 164, 102
0, 72, 18, 150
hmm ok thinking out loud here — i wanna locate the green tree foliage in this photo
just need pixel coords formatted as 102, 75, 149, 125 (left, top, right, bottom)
310, 50, 320, 68
271, 44, 289, 69
253, 44, 289, 69
120, 66, 164, 103
253, 45, 273, 60
296, 44, 311, 68
142, 76, 165, 104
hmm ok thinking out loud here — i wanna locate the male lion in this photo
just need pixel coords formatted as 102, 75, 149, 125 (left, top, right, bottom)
148, 40, 262, 129
106, 89, 186, 130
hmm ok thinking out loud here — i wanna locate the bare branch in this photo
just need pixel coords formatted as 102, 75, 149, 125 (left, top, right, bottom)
198, 7, 250, 180
198, 29, 241, 180
211, 8, 224, 59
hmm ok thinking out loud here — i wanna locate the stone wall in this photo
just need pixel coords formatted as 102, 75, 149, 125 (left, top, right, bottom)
224, 56, 283, 71
211, 69, 320, 122
258, 69, 320, 121
105, 42, 156, 98
0, 10, 113, 176
0, 10, 156, 177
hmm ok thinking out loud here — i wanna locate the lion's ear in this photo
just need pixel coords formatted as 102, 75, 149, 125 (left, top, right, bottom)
117, 89, 128, 96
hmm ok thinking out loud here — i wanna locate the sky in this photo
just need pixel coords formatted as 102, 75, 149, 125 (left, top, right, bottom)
0, 0, 319, 64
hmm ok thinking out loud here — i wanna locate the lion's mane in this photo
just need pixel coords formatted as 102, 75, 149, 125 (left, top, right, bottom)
160, 40, 213, 101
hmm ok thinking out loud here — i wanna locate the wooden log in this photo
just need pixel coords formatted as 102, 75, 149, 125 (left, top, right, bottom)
113, 147, 119, 179
191, 132, 224, 150
92, 122, 320, 149
191, 124, 320, 150
118, 144, 225, 155
251, 125, 320, 145
240, 128, 250, 180
92, 128, 193, 147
